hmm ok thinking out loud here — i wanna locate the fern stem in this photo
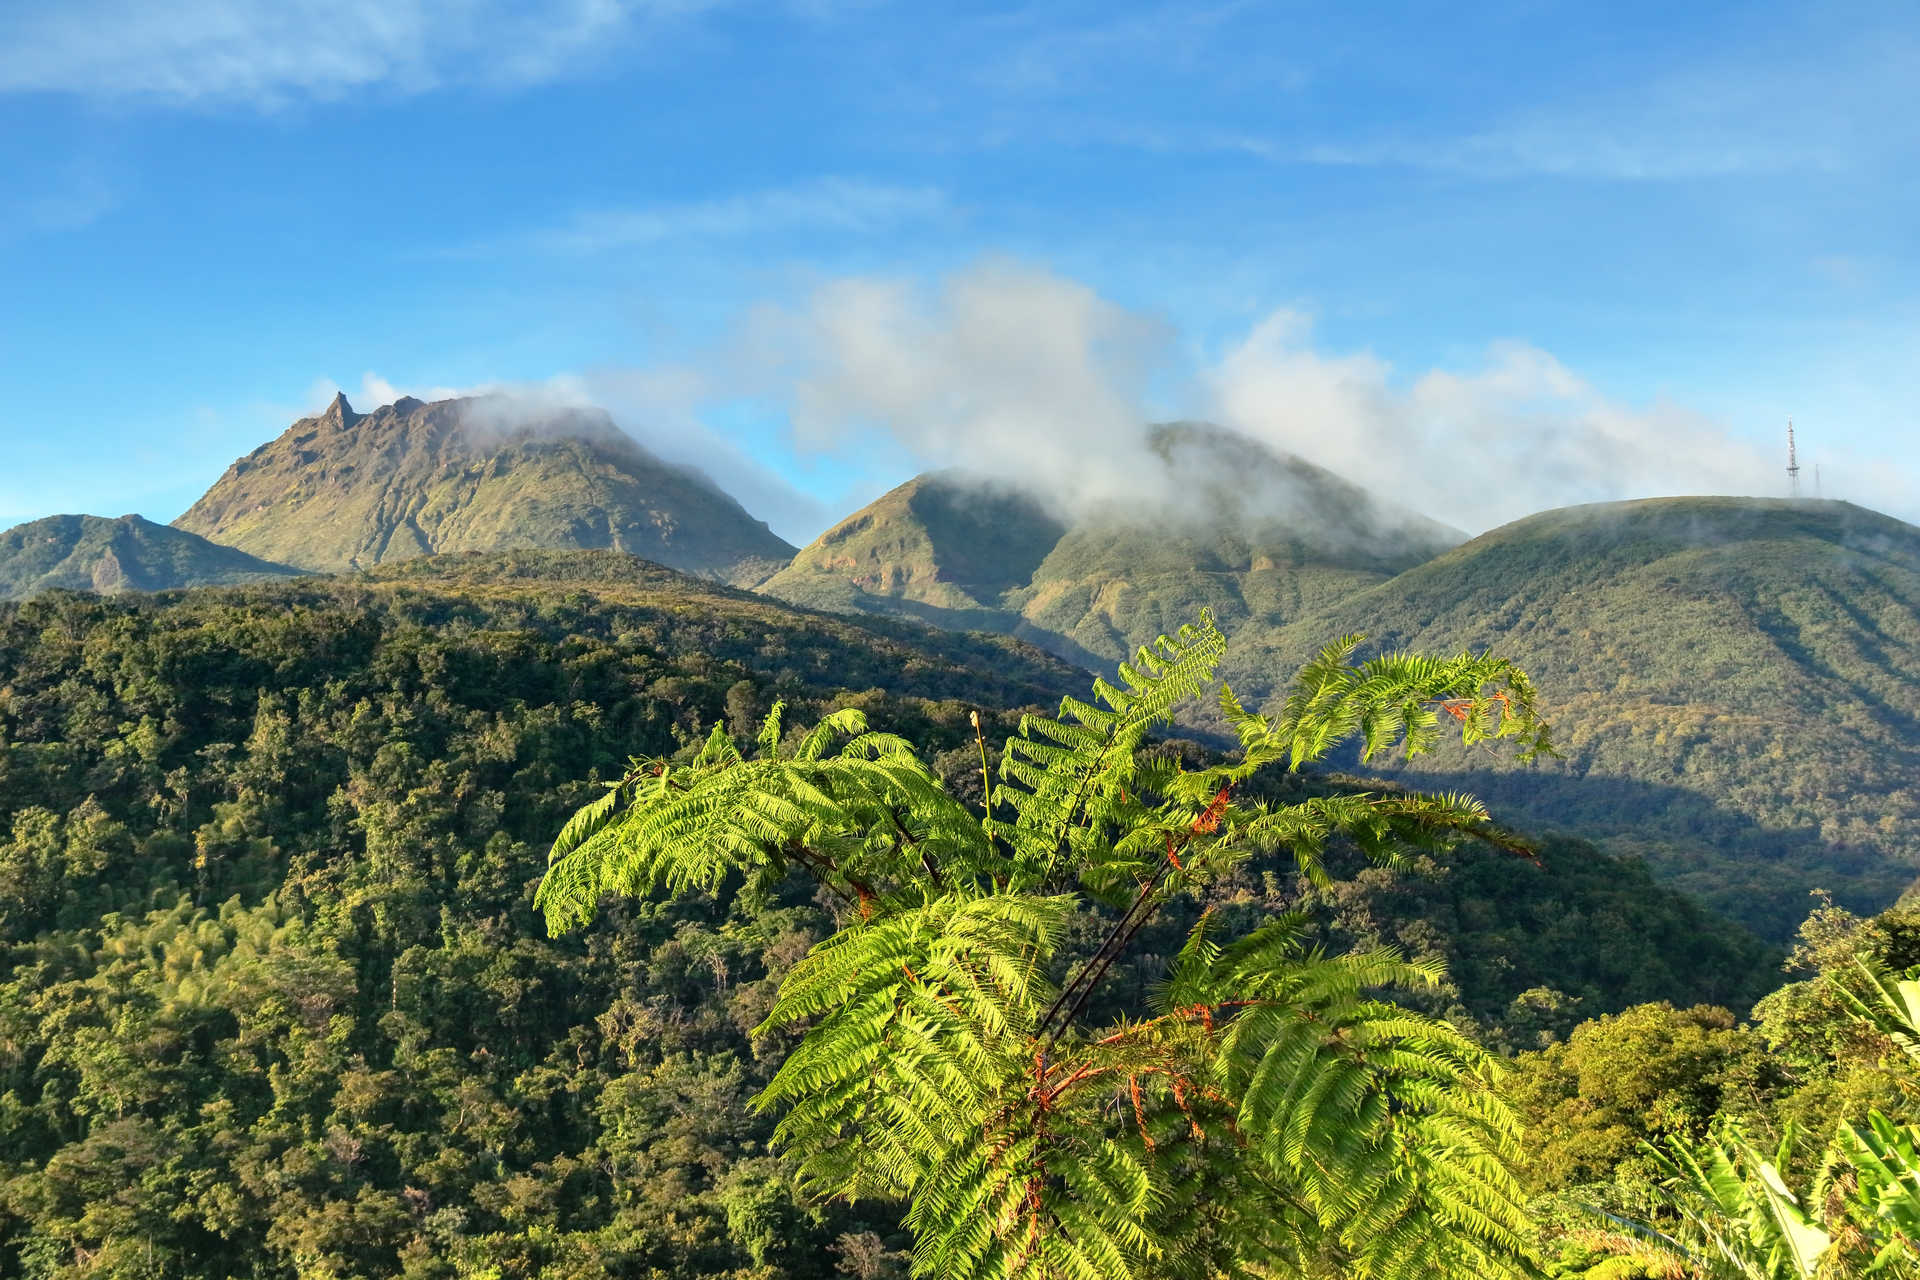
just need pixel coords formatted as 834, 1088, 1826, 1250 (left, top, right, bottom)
971, 709, 994, 822
1035, 839, 1181, 1047
781, 840, 858, 909
1036, 787, 1230, 1048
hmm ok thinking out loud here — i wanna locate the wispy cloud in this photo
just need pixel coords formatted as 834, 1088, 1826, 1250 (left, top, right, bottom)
741, 258, 1176, 518
0, 0, 711, 107
719, 260, 1919, 533
998, 7, 1913, 184
478, 178, 951, 256
0, 159, 118, 240
970, 0, 1267, 97
1208, 312, 1816, 530
1298, 22, 1919, 182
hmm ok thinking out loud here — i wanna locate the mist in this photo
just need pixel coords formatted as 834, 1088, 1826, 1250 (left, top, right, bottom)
1209, 312, 1790, 533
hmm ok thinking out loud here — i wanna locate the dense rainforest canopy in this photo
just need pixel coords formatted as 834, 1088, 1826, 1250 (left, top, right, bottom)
0, 550, 1904, 1278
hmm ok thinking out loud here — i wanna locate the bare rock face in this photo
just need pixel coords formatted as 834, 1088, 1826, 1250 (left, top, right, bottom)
173, 394, 796, 586
0, 514, 304, 600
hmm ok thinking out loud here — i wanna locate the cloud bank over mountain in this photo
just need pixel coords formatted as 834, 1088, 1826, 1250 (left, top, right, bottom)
1208, 312, 1791, 532
331, 259, 1910, 544
742, 261, 1906, 536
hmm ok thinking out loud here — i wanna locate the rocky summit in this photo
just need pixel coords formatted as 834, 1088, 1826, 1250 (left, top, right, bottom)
172, 393, 796, 585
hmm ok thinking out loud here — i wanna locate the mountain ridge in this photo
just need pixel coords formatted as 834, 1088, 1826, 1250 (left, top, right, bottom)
759, 422, 1464, 667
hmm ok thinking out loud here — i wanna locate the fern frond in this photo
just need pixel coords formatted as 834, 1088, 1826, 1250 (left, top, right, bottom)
1218, 637, 1554, 776
1196, 930, 1538, 1279
755, 892, 1068, 1201
540, 611, 1556, 1277
989, 611, 1227, 891
535, 717, 995, 933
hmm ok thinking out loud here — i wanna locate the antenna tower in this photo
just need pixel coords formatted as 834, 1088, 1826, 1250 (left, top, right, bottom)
1786, 420, 1801, 498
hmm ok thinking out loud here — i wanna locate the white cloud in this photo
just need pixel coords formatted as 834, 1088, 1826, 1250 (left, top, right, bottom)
0, 0, 707, 107
1209, 312, 1838, 530
489, 178, 950, 255
746, 259, 1175, 517
726, 261, 1918, 534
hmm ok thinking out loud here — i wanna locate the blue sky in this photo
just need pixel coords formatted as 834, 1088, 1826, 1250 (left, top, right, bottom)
2, 0, 1916, 541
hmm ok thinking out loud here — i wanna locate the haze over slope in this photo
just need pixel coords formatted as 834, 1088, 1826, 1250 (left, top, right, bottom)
760, 422, 1462, 665
0, 513, 303, 600
174, 394, 796, 585
1243, 497, 1920, 937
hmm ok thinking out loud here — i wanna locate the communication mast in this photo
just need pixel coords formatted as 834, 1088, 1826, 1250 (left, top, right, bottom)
1787, 420, 1801, 498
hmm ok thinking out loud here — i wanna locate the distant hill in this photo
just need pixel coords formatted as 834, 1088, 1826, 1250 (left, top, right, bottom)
0, 513, 304, 600
760, 423, 1462, 666
174, 393, 796, 586
1240, 497, 1920, 937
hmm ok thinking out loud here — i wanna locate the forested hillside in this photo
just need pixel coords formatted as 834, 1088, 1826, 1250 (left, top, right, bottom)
1238, 498, 1920, 938
0, 514, 304, 600
766, 478, 1920, 940
0, 551, 1774, 1278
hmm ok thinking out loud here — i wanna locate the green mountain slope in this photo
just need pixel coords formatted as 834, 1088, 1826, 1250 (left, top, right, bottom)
761, 472, 1065, 613
756, 471, 1072, 646
1241, 497, 1920, 937
174, 393, 796, 585
0, 513, 304, 599
0, 549, 1777, 1276
760, 423, 1462, 666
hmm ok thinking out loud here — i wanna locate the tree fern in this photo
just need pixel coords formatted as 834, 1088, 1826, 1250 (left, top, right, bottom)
539, 616, 1555, 1277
